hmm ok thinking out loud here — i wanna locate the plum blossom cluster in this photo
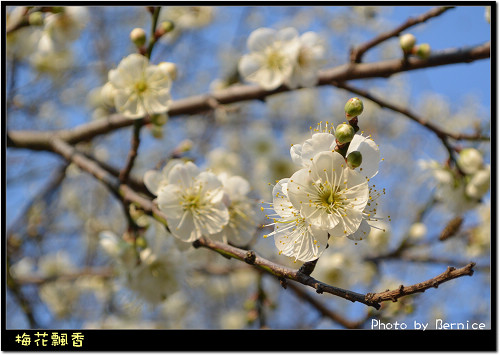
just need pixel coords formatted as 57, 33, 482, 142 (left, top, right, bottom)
238, 27, 327, 90
419, 147, 490, 215
262, 98, 385, 262
99, 221, 183, 304
144, 160, 258, 246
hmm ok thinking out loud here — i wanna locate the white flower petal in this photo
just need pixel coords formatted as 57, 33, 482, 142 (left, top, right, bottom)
144, 170, 163, 195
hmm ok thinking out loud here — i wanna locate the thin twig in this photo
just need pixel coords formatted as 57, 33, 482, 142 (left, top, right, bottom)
349, 6, 454, 63
119, 119, 143, 184
285, 281, 369, 329
365, 262, 476, 303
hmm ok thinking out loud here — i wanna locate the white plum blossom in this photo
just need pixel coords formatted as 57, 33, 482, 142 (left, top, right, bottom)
210, 173, 258, 246
287, 151, 370, 238
238, 27, 301, 90
108, 54, 172, 119
418, 160, 479, 214
263, 178, 330, 262
287, 31, 327, 89
157, 161, 229, 242
239, 27, 327, 90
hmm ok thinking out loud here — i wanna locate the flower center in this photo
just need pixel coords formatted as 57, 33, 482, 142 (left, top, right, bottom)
266, 49, 285, 70
297, 48, 310, 68
135, 80, 148, 93
318, 185, 337, 210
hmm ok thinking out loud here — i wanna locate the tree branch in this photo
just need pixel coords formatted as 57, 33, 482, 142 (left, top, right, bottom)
7, 42, 490, 152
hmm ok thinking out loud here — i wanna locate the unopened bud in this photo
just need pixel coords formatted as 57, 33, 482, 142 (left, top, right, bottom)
130, 28, 147, 47
335, 123, 355, 145
399, 33, 416, 53
465, 167, 490, 199
414, 43, 431, 59
28, 11, 44, 26
150, 124, 164, 139
150, 112, 168, 126
344, 97, 364, 118
178, 139, 193, 152
408, 222, 427, 240
457, 148, 483, 175
160, 20, 175, 33
158, 61, 178, 80
346, 150, 362, 169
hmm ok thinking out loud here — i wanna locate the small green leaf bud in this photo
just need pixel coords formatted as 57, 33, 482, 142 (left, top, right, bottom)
130, 27, 147, 47
28, 11, 44, 26
335, 123, 355, 144
399, 33, 416, 53
344, 97, 364, 118
415, 43, 431, 59
346, 150, 363, 169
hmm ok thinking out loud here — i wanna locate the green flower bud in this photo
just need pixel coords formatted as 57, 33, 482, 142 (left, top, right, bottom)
150, 112, 168, 126
346, 150, 362, 169
51, 7, 65, 14
457, 148, 483, 175
399, 33, 416, 53
28, 12, 44, 26
344, 97, 364, 118
415, 43, 431, 59
150, 124, 164, 139
160, 20, 175, 33
335, 123, 355, 144
130, 27, 146, 47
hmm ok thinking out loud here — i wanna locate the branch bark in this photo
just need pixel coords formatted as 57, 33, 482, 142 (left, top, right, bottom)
365, 262, 476, 303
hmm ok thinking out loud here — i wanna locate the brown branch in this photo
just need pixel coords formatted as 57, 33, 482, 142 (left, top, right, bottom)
365, 262, 476, 304
6, 42, 490, 153
349, 6, 454, 63
19, 135, 479, 310
332, 81, 489, 168
12, 267, 115, 286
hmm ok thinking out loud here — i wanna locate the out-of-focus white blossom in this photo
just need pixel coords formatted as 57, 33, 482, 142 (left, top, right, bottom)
239, 27, 300, 90
210, 173, 257, 246
465, 167, 490, 200
286, 31, 327, 89
160, 6, 214, 30
41, 6, 89, 48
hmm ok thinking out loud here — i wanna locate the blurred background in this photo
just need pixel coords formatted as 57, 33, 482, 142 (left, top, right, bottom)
6, 5, 491, 329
